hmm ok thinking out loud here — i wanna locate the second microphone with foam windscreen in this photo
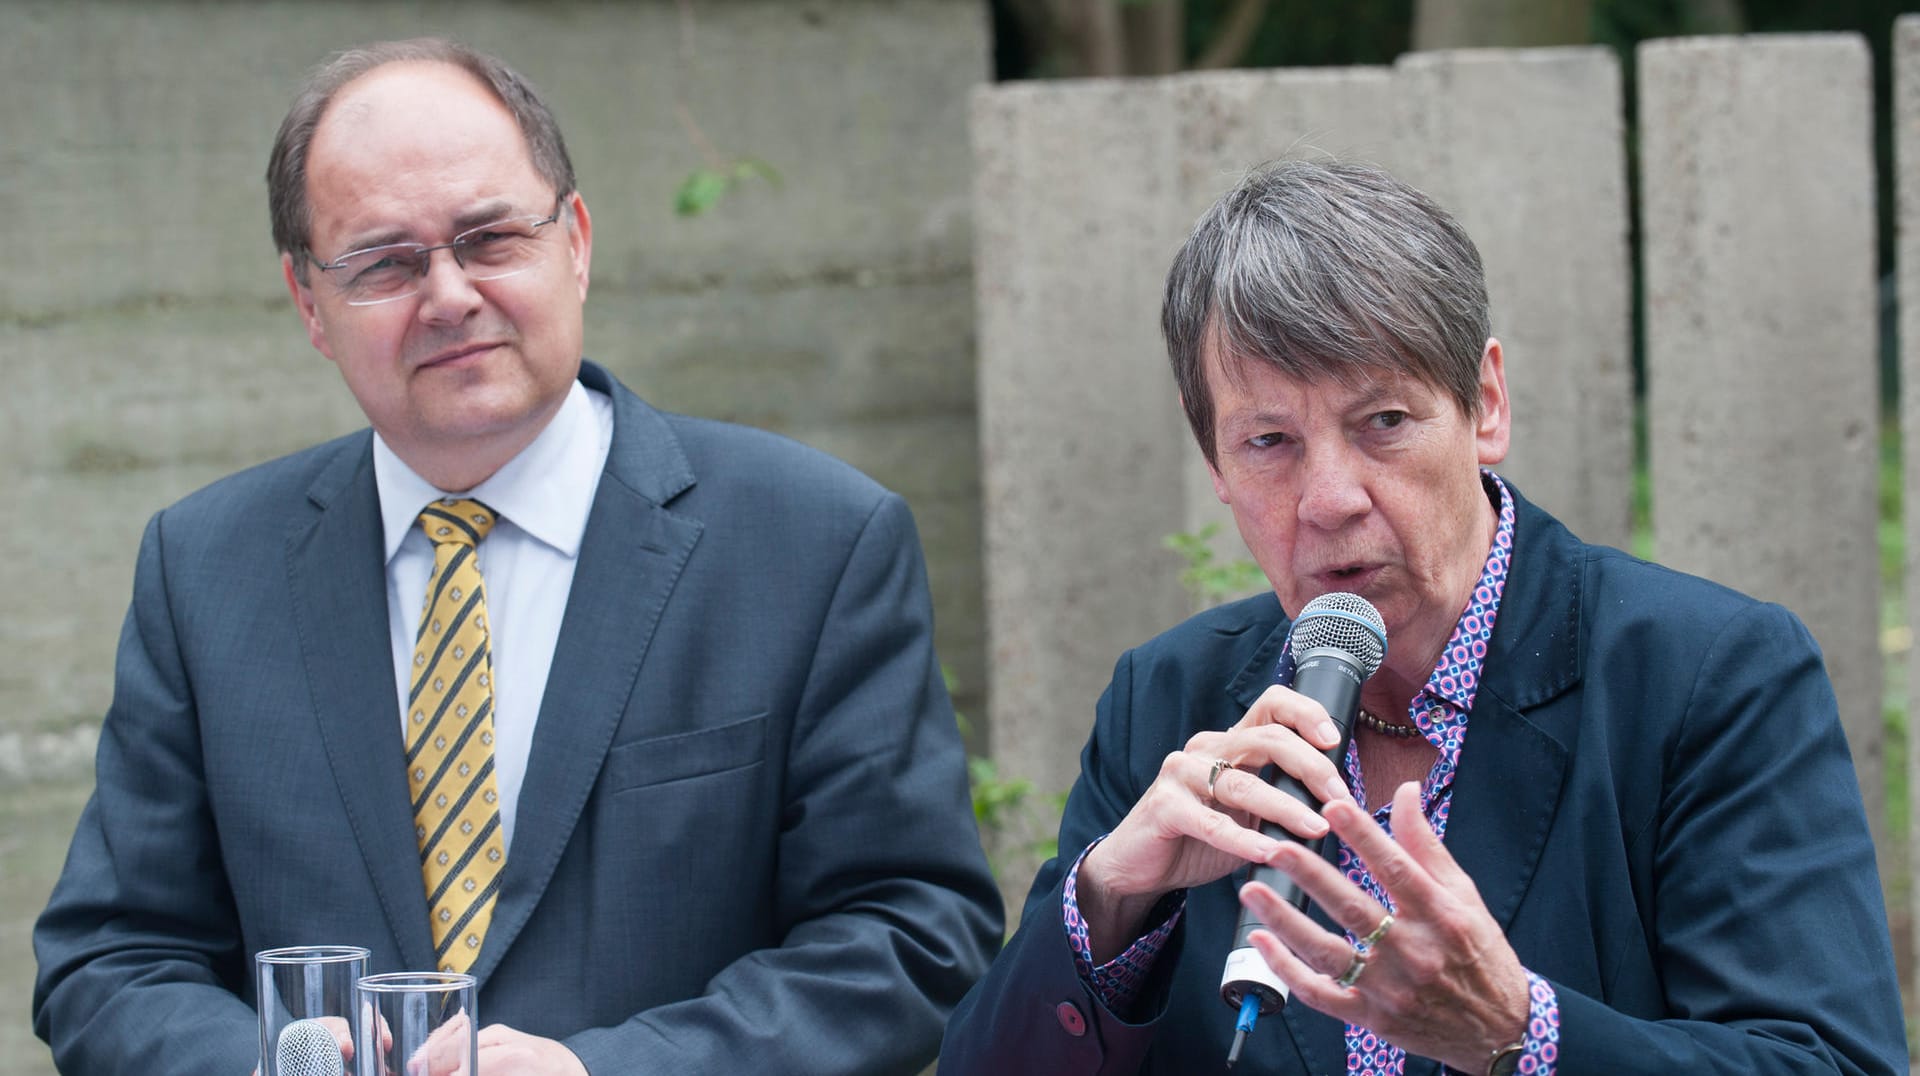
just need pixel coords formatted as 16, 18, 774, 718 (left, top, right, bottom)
275, 1018, 345, 1076
1219, 591, 1386, 1065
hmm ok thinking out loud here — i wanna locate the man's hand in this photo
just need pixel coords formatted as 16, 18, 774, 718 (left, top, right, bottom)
1076, 684, 1355, 961
1239, 780, 1530, 1073
474, 1024, 588, 1076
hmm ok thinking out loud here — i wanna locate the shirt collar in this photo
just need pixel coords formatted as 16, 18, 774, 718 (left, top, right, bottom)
373, 378, 612, 563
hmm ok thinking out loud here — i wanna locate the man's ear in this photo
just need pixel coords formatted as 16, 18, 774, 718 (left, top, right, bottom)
282, 253, 334, 360
563, 191, 593, 302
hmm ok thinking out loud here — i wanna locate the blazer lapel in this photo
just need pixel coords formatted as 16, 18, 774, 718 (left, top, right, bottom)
1448, 486, 1581, 935
467, 363, 702, 985
1445, 694, 1570, 931
285, 435, 439, 972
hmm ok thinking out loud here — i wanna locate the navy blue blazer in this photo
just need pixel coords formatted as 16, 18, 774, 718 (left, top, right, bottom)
33, 362, 1002, 1075
942, 484, 1904, 1075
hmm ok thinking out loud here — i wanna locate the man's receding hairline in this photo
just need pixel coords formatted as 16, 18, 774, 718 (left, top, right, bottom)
301, 59, 541, 224
311, 59, 505, 141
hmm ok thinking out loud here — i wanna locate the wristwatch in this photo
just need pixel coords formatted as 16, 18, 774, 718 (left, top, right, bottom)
1487, 1041, 1526, 1076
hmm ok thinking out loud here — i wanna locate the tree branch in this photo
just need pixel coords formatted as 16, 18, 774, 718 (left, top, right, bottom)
1073, 0, 1127, 77
1193, 0, 1270, 71
1122, 0, 1185, 76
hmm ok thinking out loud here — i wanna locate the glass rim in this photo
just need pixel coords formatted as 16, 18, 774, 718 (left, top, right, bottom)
256, 944, 371, 966
356, 971, 477, 992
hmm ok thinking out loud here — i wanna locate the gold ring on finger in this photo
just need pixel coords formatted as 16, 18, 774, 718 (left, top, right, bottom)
1335, 950, 1367, 988
1205, 758, 1232, 804
1358, 912, 1394, 951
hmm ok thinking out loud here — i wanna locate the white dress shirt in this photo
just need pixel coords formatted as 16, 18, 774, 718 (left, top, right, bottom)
372, 379, 614, 850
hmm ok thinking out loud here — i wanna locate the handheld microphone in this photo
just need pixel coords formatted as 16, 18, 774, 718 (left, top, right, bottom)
275, 1018, 345, 1076
1219, 591, 1386, 1066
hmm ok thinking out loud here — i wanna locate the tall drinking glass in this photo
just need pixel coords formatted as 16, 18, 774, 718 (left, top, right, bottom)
256, 945, 370, 1076
355, 971, 477, 1076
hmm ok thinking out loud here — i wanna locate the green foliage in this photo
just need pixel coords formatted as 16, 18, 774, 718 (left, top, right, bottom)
1881, 416, 1904, 590
1879, 419, 1909, 847
1163, 523, 1266, 608
1632, 402, 1654, 561
969, 755, 1035, 827
673, 159, 782, 218
967, 757, 1061, 868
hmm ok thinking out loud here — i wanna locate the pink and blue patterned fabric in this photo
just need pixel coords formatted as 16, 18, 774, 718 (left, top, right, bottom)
1062, 836, 1183, 1013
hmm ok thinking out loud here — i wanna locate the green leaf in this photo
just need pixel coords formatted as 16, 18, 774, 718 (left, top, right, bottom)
1164, 525, 1263, 608
674, 169, 731, 217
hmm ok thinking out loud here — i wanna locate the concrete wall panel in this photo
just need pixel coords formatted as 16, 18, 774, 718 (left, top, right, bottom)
972, 79, 1191, 809
1640, 36, 1884, 843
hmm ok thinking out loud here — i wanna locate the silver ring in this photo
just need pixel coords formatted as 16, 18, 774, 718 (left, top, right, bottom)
1205, 758, 1232, 803
1335, 951, 1367, 988
1358, 912, 1394, 951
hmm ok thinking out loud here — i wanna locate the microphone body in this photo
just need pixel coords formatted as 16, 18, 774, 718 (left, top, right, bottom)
1219, 593, 1385, 1022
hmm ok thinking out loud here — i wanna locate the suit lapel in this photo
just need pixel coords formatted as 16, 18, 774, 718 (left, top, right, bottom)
467, 363, 702, 985
285, 435, 439, 972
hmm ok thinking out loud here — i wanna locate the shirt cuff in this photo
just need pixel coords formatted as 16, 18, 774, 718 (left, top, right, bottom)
1515, 970, 1560, 1074
1061, 836, 1185, 1014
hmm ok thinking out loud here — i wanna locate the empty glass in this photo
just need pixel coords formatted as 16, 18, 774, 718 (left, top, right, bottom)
355, 971, 477, 1076
256, 945, 369, 1076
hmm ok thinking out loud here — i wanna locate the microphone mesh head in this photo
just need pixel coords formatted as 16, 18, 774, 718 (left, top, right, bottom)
275, 1018, 345, 1076
1287, 592, 1387, 676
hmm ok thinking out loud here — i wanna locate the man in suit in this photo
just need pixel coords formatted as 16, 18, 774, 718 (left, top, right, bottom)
32, 38, 1001, 1075
940, 159, 1906, 1074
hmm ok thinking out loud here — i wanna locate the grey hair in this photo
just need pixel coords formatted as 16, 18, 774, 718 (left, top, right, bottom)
267, 37, 576, 280
1161, 157, 1490, 465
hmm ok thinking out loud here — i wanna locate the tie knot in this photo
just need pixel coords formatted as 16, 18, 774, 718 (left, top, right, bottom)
418, 498, 498, 547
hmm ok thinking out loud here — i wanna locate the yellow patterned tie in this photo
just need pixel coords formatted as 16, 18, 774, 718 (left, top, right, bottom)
407, 498, 506, 973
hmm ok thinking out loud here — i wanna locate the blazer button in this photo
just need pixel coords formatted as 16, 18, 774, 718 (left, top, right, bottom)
1055, 1000, 1087, 1037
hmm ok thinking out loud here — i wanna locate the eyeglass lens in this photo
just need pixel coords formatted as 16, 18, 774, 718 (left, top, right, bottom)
326, 211, 560, 306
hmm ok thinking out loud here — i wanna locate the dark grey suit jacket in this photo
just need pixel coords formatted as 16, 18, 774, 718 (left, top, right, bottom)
941, 485, 1904, 1075
33, 361, 1002, 1074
